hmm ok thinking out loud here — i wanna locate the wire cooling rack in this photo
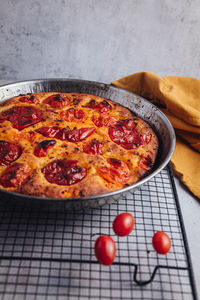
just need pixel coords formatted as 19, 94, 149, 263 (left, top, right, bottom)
0, 166, 197, 300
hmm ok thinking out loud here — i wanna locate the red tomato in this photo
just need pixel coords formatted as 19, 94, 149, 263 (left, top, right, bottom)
112, 213, 135, 236
152, 231, 171, 254
60, 108, 85, 122
0, 163, 32, 187
19, 95, 39, 104
94, 236, 116, 266
34, 140, 56, 157
108, 119, 142, 150
98, 158, 131, 185
42, 159, 87, 186
43, 94, 69, 108
0, 106, 42, 130
83, 139, 103, 155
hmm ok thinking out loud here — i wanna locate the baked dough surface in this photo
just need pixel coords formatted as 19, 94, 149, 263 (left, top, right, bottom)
0, 93, 159, 198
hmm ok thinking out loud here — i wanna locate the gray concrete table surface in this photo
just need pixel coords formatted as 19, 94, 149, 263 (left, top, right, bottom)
174, 177, 200, 299
0, 79, 199, 299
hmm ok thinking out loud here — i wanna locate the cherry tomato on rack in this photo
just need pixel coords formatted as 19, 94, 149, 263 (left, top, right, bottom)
94, 235, 116, 266
112, 212, 135, 237
152, 231, 171, 254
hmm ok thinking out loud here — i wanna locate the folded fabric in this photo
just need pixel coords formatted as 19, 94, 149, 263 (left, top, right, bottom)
112, 72, 200, 199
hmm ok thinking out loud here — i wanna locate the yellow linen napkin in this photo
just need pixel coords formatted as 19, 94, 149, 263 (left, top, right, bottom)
112, 72, 200, 199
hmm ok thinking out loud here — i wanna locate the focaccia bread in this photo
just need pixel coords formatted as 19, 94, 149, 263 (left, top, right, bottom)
0, 92, 159, 198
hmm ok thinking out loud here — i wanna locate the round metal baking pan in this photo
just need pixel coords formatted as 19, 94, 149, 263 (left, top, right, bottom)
0, 79, 175, 210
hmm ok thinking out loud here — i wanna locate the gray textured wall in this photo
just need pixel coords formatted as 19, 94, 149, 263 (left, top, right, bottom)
0, 0, 200, 82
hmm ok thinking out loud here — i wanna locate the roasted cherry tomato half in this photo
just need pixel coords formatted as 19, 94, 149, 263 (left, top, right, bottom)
0, 106, 42, 130
43, 94, 69, 108
152, 231, 171, 254
0, 163, 32, 188
19, 94, 39, 104
113, 212, 135, 237
83, 139, 103, 155
42, 159, 87, 186
94, 235, 116, 266
98, 158, 131, 185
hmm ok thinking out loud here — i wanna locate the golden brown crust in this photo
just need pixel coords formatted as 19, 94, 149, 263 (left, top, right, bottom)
0, 92, 159, 198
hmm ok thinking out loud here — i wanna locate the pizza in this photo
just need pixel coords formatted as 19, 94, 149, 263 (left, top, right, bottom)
0, 92, 159, 198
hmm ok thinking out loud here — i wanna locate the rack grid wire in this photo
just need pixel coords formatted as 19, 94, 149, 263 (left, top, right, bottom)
0, 166, 197, 300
